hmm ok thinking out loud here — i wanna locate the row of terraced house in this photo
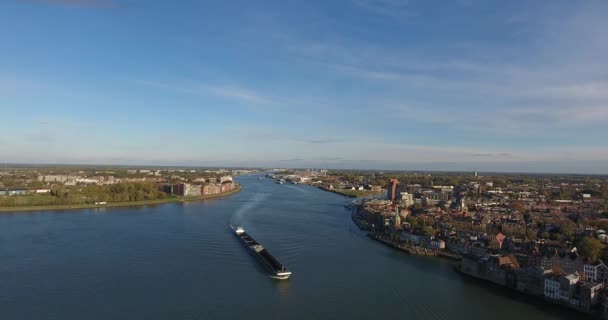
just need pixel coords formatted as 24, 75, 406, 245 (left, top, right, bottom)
458, 250, 608, 315
161, 176, 236, 197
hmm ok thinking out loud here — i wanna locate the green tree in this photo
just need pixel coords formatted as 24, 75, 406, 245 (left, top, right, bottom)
509, 200, 526, 213
558, 221, 575, 240
405, 216, 419, 229
578, 237, 605, 262
375, 178, 387, 188
549, 232, 564, 241
409, 203, 424, 214
525, 229, 537, 240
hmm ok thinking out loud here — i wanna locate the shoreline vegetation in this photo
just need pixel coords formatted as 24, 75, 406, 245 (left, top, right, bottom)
0, 186, 241, 213
317, 186, 384, 198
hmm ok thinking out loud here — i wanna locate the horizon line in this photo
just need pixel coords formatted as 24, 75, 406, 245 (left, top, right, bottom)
2, 162, 608, 177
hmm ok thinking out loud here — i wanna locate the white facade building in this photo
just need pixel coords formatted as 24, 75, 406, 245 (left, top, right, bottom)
544, 278, 560, 300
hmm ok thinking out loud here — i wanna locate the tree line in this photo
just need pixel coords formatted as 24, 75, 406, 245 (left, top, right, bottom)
0, 182, 167, 207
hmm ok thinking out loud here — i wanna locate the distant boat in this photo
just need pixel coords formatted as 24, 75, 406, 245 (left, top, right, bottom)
232, 226, 292, 280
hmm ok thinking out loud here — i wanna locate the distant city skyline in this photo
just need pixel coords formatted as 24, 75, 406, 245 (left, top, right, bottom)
2, 0, 608, 173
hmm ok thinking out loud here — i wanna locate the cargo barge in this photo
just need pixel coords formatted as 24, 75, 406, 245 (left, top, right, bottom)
232, 226, 292, 280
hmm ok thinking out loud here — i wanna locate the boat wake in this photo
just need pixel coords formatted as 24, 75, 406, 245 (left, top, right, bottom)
229, 192, 269, 227
283, 185, 308, 193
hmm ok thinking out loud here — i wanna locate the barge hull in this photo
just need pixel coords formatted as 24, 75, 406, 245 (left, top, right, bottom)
232, 227, 292, 280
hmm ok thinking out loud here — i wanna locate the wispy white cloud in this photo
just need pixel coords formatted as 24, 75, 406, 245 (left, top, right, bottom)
197, 84, 272, 104
341, 141, 608, 165
218, 124, 355, 146
533, 82, 608, 102
133, 79, 274, 105
25, 0, 121, 8
503, 105, 608, 125
384, 102, 608, 136
353, 0, 413, 18
180, 138, 608, 171
329, 63, 505, 94
285, 2, 608, 134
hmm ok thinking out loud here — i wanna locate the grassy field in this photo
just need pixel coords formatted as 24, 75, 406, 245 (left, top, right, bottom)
0, 187, 241, 213
317, 186, 384, 198
338, 189, 385, 197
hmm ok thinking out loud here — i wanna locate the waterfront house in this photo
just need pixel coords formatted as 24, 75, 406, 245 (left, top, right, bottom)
559, 274, 580, 302
220, 181, 234, 193
184, 184, 202, 197
202, 183, 221, 195
544, 275, 562, 301
430, 239, 446, 250
516, 267, 553, 296
450, 238, 465, 254
173, 183, 185, 196
581, 282, 604, 312
400, 231, 427, 246
468, 241, 489, 257
544, 272, 603, 313
540, 247, 583, 274
584, 262, 608, 282
400, 231, 419, 245
459, 254, 520, 287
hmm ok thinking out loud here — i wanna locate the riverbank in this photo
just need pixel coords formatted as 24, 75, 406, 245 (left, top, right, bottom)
0, 186, 241, 213
350, 206, 460, 260
351, 210, 372, 231
368, 232, 461, 260
454, 265, 596, 318
353, 212, 592, 317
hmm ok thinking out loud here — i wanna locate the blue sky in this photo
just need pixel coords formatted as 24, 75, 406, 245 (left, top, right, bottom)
1, 0, 608, 173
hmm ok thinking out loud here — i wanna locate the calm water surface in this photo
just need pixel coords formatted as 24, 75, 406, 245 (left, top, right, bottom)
0, 175, 581, 319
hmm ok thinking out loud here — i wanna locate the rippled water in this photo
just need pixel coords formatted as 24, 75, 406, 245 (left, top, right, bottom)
0, 175, 582, 319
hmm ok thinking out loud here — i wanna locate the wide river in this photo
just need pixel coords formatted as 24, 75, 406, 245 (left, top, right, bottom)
0, 174, 582, 319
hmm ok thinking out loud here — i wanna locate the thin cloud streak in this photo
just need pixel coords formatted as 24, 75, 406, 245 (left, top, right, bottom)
281, 3, 608, 135
198, 84, 273, 104
353, 0, 414, 18
25, 0, 121, 8
133, 79, 274, 105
